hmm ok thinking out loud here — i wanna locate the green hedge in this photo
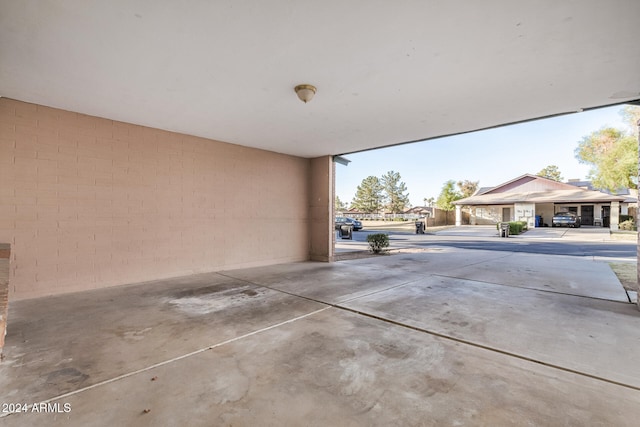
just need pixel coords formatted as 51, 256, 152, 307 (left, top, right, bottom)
497, 221, 528, 235
620, 215, 634, 223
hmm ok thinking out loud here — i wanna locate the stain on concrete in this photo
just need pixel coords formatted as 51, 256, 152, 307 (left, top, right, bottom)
172, 283, 242, 298
166, 285, 266, 316
209, 362, 250, 404
123, 327, 153, 341
371, 342, 409, 359
46, 367, 89, 386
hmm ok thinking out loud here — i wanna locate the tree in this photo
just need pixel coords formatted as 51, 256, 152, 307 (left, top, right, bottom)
537, 165, 563, 182
351, 176, 384, 214
621, 105, 640, 135
436, 180, 461, 211
424, 197, 435, 207
334, 196, 348, 212
381, 170, 410, 214
589, 134, 637, 191
575, 126, 638, 191
456, 180, 479, 198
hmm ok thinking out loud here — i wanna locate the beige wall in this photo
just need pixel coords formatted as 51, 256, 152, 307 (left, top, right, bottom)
0, 99, 311, 300
472, 206, 510, 224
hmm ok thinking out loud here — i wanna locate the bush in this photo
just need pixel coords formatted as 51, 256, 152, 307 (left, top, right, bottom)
514, 221, 528, 233
620, 215, 634, 223
619, 219, 636, 231
497, 221, 528, 235
366, 233, 390, 254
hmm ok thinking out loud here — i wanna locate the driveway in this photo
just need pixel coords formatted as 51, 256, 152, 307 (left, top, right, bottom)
1, 245, 638, 426
337, 225, 636, 260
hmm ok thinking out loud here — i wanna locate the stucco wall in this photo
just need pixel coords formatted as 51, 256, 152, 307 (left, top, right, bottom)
472, 206, 511, 224
0, 99, 310, 300
514, 203, 535, 229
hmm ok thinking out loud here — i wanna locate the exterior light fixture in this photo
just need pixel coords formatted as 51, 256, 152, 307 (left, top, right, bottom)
333, 155, 351, 166
294, 84, 316, 103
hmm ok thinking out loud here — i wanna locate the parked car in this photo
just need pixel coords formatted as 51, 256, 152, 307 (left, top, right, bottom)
334, 217, 363, 231
552, 212, 581, 228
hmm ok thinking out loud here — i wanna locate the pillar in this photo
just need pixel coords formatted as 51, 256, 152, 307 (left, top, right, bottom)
455, 205, 462, 226
610, 201, 620, 231
0, 244, 10, 356
309, 156, 335, 262
637, 118, 640, 309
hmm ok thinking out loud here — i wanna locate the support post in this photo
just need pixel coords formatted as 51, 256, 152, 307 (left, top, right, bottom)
309, 156, 335, 262
455, 205, 462, 226
637, 119, 639, 309
0, 244, 10, 357
610, 201, 620, 231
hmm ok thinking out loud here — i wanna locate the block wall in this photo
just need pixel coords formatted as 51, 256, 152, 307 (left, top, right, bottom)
0, 99, 310, 300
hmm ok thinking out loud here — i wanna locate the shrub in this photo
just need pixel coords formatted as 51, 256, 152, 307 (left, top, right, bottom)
514, 221, 528, 233
497, 221, 528, 235
619, 219, 636, 231
366, 233, 390, 254
508, 222, 520, 235
620, 215, 634, 223
510, 221, 529, 235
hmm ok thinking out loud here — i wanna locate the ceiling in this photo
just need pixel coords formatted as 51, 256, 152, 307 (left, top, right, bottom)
1, 1, 639, 158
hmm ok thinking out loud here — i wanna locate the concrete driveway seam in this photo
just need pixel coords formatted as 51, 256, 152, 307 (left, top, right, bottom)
221, 269, 638, 392
429, 273, 632, 305
217, 270, 429, 307
333, 304, 640, 393
336, 277, 429, 304
445, 251, 514, 269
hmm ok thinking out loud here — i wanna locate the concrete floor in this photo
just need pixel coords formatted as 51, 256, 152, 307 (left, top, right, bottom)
1, 247, 639, 426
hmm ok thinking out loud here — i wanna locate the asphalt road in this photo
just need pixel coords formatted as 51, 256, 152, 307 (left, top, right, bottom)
347, 229, 637, 259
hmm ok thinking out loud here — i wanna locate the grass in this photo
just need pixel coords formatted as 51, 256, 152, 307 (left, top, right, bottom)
610, 230, 638, 241
609, 262, 637, 292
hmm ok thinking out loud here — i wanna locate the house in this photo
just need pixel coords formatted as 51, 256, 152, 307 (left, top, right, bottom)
453, 174, 628, 230
566, 179, 638, 217
403, 206, 434, 217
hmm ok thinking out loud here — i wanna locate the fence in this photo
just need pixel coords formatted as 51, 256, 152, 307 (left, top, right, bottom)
339, 209, 469, 226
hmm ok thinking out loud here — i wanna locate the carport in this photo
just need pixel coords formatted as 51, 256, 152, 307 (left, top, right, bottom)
0, 1, 640, 425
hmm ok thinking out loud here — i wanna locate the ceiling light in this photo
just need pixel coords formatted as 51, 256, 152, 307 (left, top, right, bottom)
294, 84, 316, 103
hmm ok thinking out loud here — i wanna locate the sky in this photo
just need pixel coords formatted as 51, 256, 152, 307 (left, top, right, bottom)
336, 104, 632, 207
